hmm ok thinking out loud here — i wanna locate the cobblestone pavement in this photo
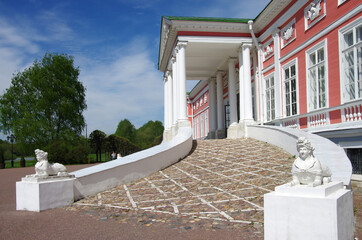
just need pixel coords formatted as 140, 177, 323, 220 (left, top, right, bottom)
68, 138, 294, 237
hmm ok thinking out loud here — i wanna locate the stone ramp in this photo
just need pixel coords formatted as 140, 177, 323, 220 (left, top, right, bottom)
69, 138, 294, 233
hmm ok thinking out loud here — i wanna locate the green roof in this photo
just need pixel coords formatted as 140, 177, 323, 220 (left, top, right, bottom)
163, 16, 252, 23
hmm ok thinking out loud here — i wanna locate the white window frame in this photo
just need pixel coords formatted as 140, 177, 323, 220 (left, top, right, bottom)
205, 110, 208, 136
282, 58, 299, 117
264, 73, 275, 121
339, 17, 362, 103
306, 39, 329, 112
201, 112, 204, 138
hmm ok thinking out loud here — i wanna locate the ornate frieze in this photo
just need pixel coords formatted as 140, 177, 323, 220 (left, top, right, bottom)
262, 38, 274, 61
281, 19, 296, 48
304, 0, 326, 31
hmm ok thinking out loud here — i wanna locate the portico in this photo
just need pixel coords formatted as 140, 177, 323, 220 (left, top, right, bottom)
159, 16, 257, 141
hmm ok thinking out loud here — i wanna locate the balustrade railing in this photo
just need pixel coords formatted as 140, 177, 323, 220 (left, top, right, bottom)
270, 99, 362, 130
342, 103, 362, 122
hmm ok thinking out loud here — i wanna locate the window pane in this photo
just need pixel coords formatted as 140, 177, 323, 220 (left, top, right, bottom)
310, 52, 316, 66
317, 48, 324, 62
285, 68, 290, 79
291, 79, 296, 91
344, 30, 354, 48
357, 25, 362, 43
291, 65, 296, 77
271, 77, 274, 87
286, 92, 290, 105
292, 103, 297, 115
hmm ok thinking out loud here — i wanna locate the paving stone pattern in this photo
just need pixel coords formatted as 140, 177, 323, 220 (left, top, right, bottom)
68, 138, 294, 235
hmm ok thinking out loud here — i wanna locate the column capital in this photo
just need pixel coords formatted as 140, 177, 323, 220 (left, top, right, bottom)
228, 57, 237, 64
165, 70, 171, 78
208, 77, 216, 84
171, 55, 176, 64
176, 41, 187, 51
242, 42, 253, 50
272, 28, 280, 36
216, 71, 225, 77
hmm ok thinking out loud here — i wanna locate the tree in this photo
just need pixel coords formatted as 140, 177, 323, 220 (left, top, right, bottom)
89, 130, 106, 162
134, 120, 164, 149
115, 119, 136, 143
0, 52, 87, 149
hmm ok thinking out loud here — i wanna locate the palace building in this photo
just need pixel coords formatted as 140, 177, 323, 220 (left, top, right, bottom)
159, 0, 362, 174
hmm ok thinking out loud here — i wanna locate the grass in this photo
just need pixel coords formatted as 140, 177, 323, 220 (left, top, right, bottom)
2, 153, 113, 169
4, 159, 37, 168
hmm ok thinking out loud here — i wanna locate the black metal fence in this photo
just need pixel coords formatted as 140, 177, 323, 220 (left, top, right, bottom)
347, 148, 362, 174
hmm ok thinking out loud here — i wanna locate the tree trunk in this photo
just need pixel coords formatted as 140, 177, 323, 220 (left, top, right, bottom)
20, 155, 25, 168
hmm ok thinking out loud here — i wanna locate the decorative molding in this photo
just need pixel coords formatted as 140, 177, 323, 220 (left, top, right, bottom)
280, 6, 362, 63
304, 0, 326, 31
281, 19, 296, 49
262, 38, 274, 61
338, 0, 348, 6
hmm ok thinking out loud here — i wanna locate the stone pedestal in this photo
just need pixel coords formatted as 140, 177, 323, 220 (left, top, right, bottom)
215, 129, 225, 139
16, 177, 75, 212
227, 123, 238, 139
264, 182, 354, 240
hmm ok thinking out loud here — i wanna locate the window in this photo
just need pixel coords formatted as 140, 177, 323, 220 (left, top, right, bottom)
306, 40, 327, 111
340, 20, 362, 102
205, 110, 208, 136
283, 61, 298, 116
265, 74, 275, 121
201, 113, 204, 138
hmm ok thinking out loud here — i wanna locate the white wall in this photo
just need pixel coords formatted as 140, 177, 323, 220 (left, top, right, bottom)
72, 127, 193, 200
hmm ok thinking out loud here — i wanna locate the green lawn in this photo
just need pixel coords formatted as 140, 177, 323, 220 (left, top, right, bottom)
2, 153, 112, 169
4, 159, 37, 168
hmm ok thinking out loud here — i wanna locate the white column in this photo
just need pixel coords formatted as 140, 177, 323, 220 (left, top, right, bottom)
208, 77, 217, 136
171, 56, 178, 126
216, 71, 224, 132
176, 41, 188, 123
243, 43, 253, 121
238, 48, 244, 121
167, 71, 173, 129
163, 75, 168, 130
228, 58, 238, 125
273, 28, 282, 121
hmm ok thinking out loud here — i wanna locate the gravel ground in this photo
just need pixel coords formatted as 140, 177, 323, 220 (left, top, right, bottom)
0, 139, 360, 239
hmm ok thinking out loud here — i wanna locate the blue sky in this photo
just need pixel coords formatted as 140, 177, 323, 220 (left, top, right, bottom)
0, 0, 270, 138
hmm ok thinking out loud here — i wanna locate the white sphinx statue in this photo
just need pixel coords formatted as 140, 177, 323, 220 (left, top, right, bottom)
33, 149, 69, 177
290, 137, 332, 187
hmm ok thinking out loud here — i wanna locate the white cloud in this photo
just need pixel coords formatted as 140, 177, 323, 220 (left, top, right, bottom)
81, 38, 164, 134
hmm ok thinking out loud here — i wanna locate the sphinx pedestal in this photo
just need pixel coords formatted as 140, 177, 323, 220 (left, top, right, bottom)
264, 181, 354, 240
16, 177, 75, 212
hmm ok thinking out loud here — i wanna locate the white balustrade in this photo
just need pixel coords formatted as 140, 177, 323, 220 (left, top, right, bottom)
308, 112, 328, 128
282, 118, 299, 129
343, 103, 362, 122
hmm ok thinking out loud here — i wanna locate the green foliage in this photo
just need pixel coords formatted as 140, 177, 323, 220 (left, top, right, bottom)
134, 120, 164, 149
115, 119, 136, 143
89, 130, 106, 162
0, 52, 87, 150
105, 134, 141, 158
45, 139, 88, 165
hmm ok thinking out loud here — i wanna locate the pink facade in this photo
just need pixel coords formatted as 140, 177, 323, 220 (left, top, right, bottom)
160, 0, 362, 173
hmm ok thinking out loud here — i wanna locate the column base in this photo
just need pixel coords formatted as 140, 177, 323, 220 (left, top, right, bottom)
171, 124, 177, 138
264, 182, 354, 240
215, 129, 225, 139
207, 131, 215, 139
236, 119, 256, 138
227, 122, 239, 139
